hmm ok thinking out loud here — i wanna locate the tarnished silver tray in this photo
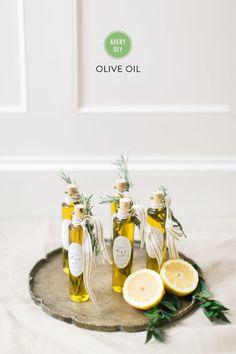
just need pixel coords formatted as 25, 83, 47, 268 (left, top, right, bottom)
29, 243, 199, 332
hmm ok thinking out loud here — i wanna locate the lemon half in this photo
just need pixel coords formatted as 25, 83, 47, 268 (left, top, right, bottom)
160, 259, 199, 296
123, 269, 165, 310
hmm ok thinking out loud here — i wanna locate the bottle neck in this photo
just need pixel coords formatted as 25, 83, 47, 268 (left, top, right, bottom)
150, 199, 165, 210
116, 208, 131, 220
64, 194, 79, 205
72, 214, 83, 227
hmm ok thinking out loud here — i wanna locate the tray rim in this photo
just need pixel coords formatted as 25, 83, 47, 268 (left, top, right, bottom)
28, 244, 201, 332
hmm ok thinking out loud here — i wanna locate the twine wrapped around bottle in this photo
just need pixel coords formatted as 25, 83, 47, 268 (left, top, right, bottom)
143, 194, 186, 267
72, 215, 111, 306
116, 204, 146, 248
164, 196, 186, 259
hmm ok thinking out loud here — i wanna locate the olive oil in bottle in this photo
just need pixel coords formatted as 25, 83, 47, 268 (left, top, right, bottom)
146, 190, 167, 272
61, 184, 80, 274
112, 198, 135, 293
68, 204, 89, 302
112, 178, 130, 214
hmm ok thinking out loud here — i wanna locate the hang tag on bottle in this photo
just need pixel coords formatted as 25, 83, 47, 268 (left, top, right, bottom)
61, 219, 71, 250
113, 236, 131, 269
68, 243, 83, 277
146, 227, 164, 259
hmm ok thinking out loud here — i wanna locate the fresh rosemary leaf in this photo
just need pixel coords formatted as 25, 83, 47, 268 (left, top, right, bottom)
100, 195, 120, 205
193, 277, 230, 324
161, 299, 177, 312
145, 330, 153, 343
60, 170, 77, 185
112, 154, 133, 190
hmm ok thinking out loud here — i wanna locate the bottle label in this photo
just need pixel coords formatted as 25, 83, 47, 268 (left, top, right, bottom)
68, 243, 83, 277
61, 219, 71, 250
146, 227, 164, 258
113, 236, 131, 269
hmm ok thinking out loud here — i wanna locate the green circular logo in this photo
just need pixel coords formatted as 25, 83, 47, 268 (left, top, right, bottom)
104, 31, 132, 59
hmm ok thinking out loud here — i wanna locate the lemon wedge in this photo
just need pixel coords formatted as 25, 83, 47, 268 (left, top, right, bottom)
123, 269, 165, 310
160, 259, 199, 296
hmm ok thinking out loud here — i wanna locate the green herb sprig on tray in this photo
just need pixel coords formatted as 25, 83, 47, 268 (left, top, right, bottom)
145, 294, 180, 343
145, 269, 230, 344
193, 277, 230, 323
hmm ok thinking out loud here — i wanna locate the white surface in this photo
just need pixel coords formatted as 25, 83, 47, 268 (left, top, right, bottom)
0, 217, 235, 354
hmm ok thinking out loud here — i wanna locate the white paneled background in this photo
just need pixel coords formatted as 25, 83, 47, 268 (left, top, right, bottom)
0, 0, 235, 234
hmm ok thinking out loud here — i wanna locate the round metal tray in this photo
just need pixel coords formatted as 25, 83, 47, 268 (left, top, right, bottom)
29, 244, 199, 332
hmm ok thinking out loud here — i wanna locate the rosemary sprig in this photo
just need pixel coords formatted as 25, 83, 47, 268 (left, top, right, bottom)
99, 195, 120, 205
60, 170, 77, 185
193, 276, 230, 323
80, 193, 93, 216
113, 154, 133, 190
145, 294, 180, 343
159, 185, 187, 238
80, 193, 101, 256
159, 185, 168, 196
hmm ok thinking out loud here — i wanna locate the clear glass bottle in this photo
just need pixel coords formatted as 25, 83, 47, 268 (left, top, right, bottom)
146, 190, 167, 272
112, 198, 135, 293
61, 184, 80, 274
68, 204, 89, 302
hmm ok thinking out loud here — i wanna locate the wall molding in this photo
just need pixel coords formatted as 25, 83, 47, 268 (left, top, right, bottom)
0, 0, 27, 114
77, 104, 231, 114
0, 155, 235, 172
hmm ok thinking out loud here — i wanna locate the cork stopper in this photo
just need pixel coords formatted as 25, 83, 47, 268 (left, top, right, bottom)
115, 178, 127, 193
73, 204, 85, 217
66, 184, 78, 196
119, 197, 131, 212
152, 190, 165, 204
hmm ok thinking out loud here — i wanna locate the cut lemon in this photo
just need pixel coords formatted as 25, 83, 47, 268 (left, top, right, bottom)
123, 269, 165, 310
160, 259, 199, 296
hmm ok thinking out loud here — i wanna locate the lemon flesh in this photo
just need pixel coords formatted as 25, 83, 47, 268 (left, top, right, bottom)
160, 259, 199, 296
123, 269, 165, 310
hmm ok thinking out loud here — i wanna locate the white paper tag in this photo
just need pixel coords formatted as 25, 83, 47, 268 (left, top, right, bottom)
61, 219, 71, 250
68, 243, 83, 277
113, 236, 131, 269
146, 227, 164, 258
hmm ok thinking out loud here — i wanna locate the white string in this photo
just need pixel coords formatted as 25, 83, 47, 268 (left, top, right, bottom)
165, 196, 185, 259
133, 204, 146, 249
150, 199, 165, 209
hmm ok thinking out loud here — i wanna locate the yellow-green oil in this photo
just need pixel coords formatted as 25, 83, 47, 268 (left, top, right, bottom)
112, 216, 134, 293
111, 201, 118, 215
146, 207, 167, 272
61, 201, 79, 274
68, 223, 89, 302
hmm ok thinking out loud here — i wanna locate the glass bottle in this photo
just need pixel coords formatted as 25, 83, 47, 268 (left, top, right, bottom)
146, 190, 167, 272
68, 204, 89, 302
61, 184, 80, 274
112, 198, 135, 293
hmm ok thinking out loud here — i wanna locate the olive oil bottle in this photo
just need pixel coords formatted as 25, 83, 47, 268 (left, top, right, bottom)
146, 190, 167, 272
112, 198, 135, 293
61, 184, 80, 274
68, 204, 89, 302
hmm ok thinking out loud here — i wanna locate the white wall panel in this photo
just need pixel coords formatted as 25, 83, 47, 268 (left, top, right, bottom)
0, 0, 27, 112
75, 0, 233, 112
